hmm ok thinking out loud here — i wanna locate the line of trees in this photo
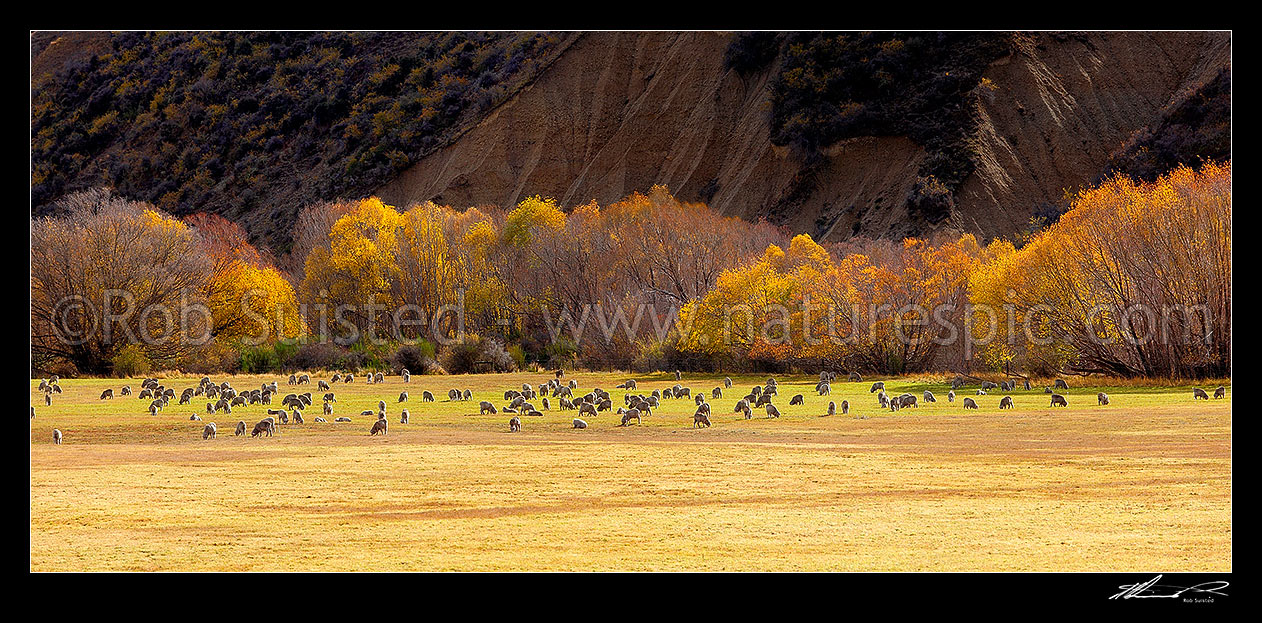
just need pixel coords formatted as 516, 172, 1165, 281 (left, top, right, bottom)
30, 163, 1230, 379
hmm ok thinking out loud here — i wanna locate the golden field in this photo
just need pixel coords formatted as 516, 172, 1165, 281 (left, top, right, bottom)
30, 372, 1231, 571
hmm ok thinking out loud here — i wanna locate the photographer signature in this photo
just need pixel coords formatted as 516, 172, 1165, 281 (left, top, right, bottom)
1110, 575, 1229, 600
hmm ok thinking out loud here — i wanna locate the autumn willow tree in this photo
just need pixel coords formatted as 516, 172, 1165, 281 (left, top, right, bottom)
299, 197, 502, 343
295, 189, 777, 366
971, 162, 1231, 378
675, 233, 987, 373
184, 213, 303, 344
32, 190, 211, 373
31, 190, 303, 375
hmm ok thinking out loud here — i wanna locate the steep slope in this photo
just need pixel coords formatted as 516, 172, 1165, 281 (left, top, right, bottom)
378, 31, 1230, 242
30, 31, 571, 249
376, 31, 928, 241
955, 31, 1231, 238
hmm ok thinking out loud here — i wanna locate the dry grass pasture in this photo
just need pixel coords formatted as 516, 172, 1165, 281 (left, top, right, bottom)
30, 372, 1231, 571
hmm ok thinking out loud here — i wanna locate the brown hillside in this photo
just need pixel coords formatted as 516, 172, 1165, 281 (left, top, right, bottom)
377, 31, 1230, 242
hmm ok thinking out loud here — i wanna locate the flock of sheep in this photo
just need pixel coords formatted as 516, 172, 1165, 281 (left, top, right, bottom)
32, 369, 1230, 445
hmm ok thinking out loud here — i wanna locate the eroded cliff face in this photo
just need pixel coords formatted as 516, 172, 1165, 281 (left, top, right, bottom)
954, 31, 1231, 239
376, 30, 1230, 242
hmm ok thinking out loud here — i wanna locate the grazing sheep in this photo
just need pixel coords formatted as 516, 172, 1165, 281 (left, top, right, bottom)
370, 418, 389, 436
321, 402, 332, 416
924, 390, 936, 403
976, 389, 987, 395
712, 387, 723, 399
849, 372, 862, 382
463, 389, 472, 401
1214, 386, 1226, 399
542, 398, 551, 410
723, 377, 733, 389
765, 404, 781, 419
621, 410, 642, 426
999, 396, 1014, 410
947, 390, 955, 403
375, 373, 384, 383
297, 374, 310, 385
1050, 394, 1068, 407
1097, 392, 1110, 406
1024, 379, 1032, 390
816, 382, 831, 396
1054, 379, 1069, 390
789, 394, 804, 406
579, 403, 597, 417
44, 394, 52, 406
568, 379, 578, 389
734, 399, 749, 413
52, 429, 62, 444
314, 417, 328, 423
120, 386, 132, 396
826, 401, 835, 416
292, 411, 305, 424
878, 392, 889, 409
962, 397, 978, 410
898, 394, 917, 408
251, 420, 274, 437
755, 394, 773, 407
334, 417, 352, 422
100, 388, 114, 400
509, 416, 521, 432
981, 381, 998, 391
398, 391, 409, 403
318, 380, 330, 391
1193, 387, 1210, 400
422, 391, 435, 402
479, 401, 498, 415
841, 400, 849, 415
1045, 387, 1053, 394
288, 374, 297, 385
402, 371, 411, 383
345, 374, 354, 383
203, 422, 217, 439
234, 421, 247, 436
693, 411, 711, 428
399, 409, 409, 424
189, 414, 203, 421
870, 381, 884, 393
572, 418, 587, 429
675, 370, 682, 381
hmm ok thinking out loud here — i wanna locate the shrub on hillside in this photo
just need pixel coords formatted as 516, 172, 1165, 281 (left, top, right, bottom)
724, 32, 783, 76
